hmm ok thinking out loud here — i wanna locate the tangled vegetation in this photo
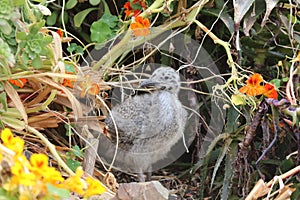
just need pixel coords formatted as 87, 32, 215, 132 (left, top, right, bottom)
0, 0, 299, 199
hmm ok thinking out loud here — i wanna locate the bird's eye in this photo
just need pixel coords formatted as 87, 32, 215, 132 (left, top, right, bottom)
160, 86, 166, 90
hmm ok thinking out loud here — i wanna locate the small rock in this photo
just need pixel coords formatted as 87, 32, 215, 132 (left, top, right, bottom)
112, 181, 169, 200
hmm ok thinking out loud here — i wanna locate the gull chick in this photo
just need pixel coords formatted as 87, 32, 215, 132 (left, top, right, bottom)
105, 67, 187, 179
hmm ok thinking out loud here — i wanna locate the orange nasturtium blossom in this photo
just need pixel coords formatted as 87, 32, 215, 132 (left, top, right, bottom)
56, 29, 63, 38
123, 0, 147, 18
79, 75, 100, 97
239, 73, 265, 96
263, 83, 278, 99
62, 77, 75, 88
8, 78, 27, 88
130, 16, 150, 37
124, 2, 141, 17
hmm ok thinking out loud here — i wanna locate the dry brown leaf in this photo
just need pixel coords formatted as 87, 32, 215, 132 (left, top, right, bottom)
245, 179, 269, 200
35, 77, 83, 119
3, 81, 28, 125
25, 84, 53, 106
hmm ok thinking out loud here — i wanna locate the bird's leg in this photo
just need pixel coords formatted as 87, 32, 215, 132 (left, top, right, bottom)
146, 171, 152, 181
137, 172, 146, 182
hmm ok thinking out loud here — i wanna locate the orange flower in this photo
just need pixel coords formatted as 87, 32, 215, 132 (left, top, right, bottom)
263, 83, 278, 99
79, 75, 100, 97
123, 1, 146, 18
8, 78, 27, 88
62, 78, 75, 88
56, 29, 63, 38
130, 16, 150, 37
239, 73, 265, 96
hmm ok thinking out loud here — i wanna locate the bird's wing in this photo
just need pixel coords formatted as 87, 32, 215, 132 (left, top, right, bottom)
105, 94, 153, 141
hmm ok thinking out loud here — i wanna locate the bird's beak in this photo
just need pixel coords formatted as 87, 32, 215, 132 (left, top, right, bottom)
139, 80, 158, 88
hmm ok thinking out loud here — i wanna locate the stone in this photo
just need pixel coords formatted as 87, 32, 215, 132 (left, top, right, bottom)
111, 181, 169, 200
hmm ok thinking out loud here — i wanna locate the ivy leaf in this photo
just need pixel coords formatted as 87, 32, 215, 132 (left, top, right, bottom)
67, 43, 84, 54
90, 20, 112, 43
71, 145, 84, 157
66, 158, 81, 171
64, 62, 76, 73
100, 13, 118, 28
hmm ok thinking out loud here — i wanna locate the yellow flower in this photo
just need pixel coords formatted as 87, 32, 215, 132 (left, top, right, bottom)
10, 161, 36, 187
84, 177, 106, 198
42, 167, 64, 184
1, 128, 14, 144
64, 167, 85, 195
0, 149, 2, 162
29, 153, 64, 184
30, 153, 49, 177
1, 128, 24, 155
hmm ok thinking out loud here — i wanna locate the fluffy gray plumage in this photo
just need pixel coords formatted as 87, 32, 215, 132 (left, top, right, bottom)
105, 67, 187, 174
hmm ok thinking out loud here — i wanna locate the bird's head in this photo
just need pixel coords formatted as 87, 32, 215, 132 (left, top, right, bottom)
140, 67, 180, 94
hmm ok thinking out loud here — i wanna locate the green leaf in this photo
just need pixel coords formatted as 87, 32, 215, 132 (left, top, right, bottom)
58, 11, 69, 24
47, 184, 70, 198
90, 20, 112, 43
13, 0, 25, 6
64, 62, 76, 73
35, 4, 51, 16
0, 19, 12, 35
0, 92, 7, 111
29, 21, 45, 34
66, 43, 84, 54
66, 0, 78, 9
71, 145, 84, 157
66, 158, 81, 171
74, 8, 98, 27
89, 0, 101, 6
43, 35, 53, 44
100, 13, 118, 28
231, 94, 245, 106
16, 32, 27, 40
0, 188, 18, 200
221, 141, 237, 200
32, 56, 42, 69
282, 77, 289, 82
210, 139, 231, 189
225, 106, 240, 133
46, 11, 58, 26
270, 78, 281, 89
